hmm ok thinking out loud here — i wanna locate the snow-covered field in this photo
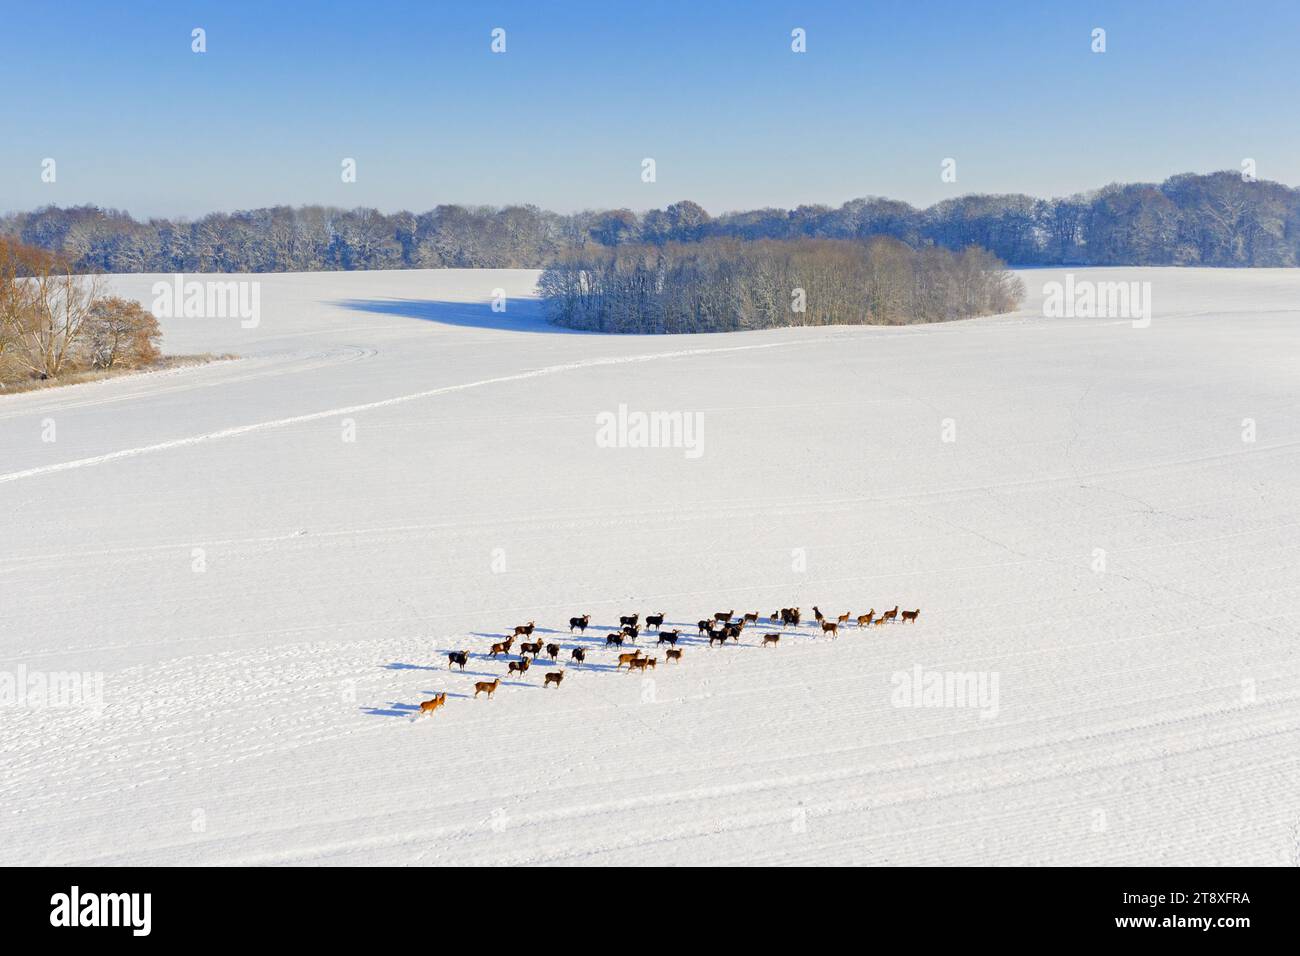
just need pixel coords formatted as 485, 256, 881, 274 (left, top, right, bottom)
2, 266, 1297, 866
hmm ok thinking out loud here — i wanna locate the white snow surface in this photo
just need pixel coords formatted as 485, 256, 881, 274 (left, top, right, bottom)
1, 267, 1298, 866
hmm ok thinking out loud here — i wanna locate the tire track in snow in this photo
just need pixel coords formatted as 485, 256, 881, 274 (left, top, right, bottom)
0, 339, 815, 485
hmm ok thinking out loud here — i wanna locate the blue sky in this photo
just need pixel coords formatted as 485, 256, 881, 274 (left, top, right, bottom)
2, 0, 1297, 217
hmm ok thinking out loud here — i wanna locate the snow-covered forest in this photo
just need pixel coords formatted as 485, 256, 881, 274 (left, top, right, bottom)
5, 171, 1298, 274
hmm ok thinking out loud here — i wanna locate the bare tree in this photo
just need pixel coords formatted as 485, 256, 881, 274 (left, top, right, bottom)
83, 296, 161, 369
1, 239, 106, 382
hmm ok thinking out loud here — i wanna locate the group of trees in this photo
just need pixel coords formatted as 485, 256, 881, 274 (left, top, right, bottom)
539, 237, 1024, 334
702, 172, 1298, 266
3, 172, 1298, 273
0, 240, 160, 387
0, 204, 574, 275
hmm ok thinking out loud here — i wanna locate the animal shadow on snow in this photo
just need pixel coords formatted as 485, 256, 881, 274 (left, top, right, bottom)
361, 689, 471, 718
361, 702, 422, 718
386, 660, 505, 678
571, 661, 618, 674
338, 297, 594, 335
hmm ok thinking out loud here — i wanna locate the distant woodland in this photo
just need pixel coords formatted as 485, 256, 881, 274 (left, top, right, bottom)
5, 169, 1295, 337
3, 171, 1298, 273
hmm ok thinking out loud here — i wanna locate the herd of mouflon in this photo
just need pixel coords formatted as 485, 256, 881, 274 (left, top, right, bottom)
414, 605, 920, 716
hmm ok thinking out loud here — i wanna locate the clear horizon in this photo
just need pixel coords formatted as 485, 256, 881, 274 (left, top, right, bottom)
3, 0, 1299, 218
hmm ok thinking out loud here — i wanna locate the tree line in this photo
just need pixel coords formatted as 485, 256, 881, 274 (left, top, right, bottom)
2, 171, 1298, 273
539, 238, 1024, 334
0, 240, 161, 388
